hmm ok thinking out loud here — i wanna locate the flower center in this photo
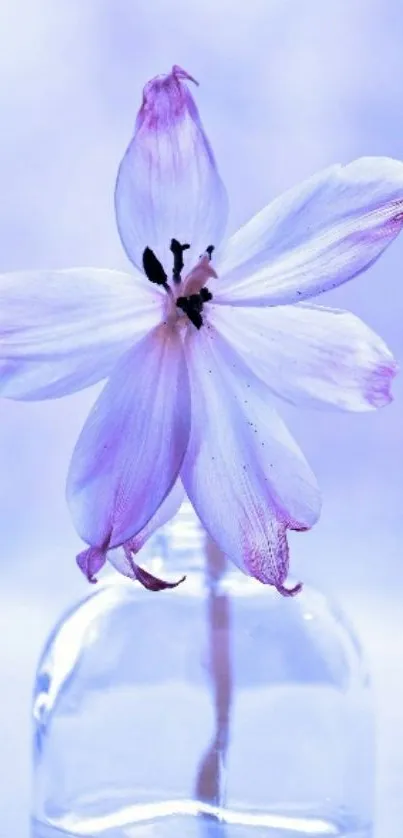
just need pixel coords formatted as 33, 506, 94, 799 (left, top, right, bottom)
142, 240, 215, 329
176, 286, 213, 330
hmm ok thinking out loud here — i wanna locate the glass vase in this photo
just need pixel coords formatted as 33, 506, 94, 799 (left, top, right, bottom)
32, 504, 374, 837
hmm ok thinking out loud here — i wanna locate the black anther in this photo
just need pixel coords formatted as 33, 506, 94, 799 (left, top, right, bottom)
186, 308, 203, 330
189, 294, 203, 313
170, 238, 190, 283
142, 247, 168, 287
176, 296, 203, 330
176, 297, 187, 312
200, 287, 213, 303
176, 285, 212, 331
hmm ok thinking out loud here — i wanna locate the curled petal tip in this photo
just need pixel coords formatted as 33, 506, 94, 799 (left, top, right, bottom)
76, 547, 106, 584
141, 65, 198, 118
276, 581, 303, 598
132, 562, 186, 592
289, 522, 310, 533
122, 542, 186, 592
172, 65, 199, 86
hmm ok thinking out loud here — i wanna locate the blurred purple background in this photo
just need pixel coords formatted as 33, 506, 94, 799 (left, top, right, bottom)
0, 1, 402, 835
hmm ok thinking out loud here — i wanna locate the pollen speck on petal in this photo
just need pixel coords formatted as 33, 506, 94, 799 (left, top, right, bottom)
209, 303, 398, 413
216, 156, 403, 307
181, 323, 321, 593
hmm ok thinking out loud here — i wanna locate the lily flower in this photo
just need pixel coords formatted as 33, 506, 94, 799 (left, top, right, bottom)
1, 65, 401, 595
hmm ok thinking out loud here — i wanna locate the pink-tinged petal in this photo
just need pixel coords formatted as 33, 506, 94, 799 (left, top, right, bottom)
107, 479, 185, 588
76, 546, 106, 584
115, 65, 228, 274
209, 303, 397, 412
129, 561, 185, 591
110, 479, 184, 558
77, 541, 185, 591
108, 539, 186, 592
244, 518, 303, 596
180, 325, 320, 593
215, 157, 403, 306
77, 479, 184, 586
67, 325, 190, 551
0, 268, 161, 399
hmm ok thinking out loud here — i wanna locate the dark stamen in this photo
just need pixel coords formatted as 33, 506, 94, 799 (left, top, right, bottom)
200, 287, 213, 303
188, 293, 203, 313
143, 247, 169, 288
170, 238, 190, 283
176, 296, 203, 330
176, 285, 213, 330
206, 245, 215, 260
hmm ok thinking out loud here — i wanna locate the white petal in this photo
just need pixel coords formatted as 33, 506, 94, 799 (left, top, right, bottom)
115, 66, 228, 274
209, 303, 397, 412
67, 325, 190, 549
0, 268, 160, 399
215, 158, 403, 306
181, 324, 320, 591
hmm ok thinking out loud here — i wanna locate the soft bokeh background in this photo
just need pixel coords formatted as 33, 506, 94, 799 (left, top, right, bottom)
0, 1, 402, 835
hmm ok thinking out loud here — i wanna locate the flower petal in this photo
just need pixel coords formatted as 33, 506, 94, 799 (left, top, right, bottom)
76, 546, 106, 584
115, 65, 228, 274
180, 325, 321, 592
77, 542, 185, 591
0, 268, 161, 399
67, 325, 190, 550
215, 157, 403, 306
76, 481, 184, 586
108, 543, 186, 592
209, 303, 397, 412
108, 490, 197, 592
125, 560, 185, 591
109, 479, 184, 560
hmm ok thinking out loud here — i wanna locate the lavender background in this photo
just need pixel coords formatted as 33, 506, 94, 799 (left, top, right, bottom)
0, 1, 402, 835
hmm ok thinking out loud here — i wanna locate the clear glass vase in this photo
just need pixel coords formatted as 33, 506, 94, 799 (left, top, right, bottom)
32, 505, 374, 838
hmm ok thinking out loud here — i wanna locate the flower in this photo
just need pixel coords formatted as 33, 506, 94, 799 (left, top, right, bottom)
1, 65, 401, 595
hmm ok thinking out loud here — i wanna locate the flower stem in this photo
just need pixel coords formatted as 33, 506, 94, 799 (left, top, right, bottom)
194, 536, 233, 832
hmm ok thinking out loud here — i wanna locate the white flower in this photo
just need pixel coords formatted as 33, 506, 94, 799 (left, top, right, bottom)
1, 66, 401, 594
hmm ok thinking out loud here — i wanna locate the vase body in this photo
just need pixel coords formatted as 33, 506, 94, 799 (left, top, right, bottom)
32, 514, 374, 838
